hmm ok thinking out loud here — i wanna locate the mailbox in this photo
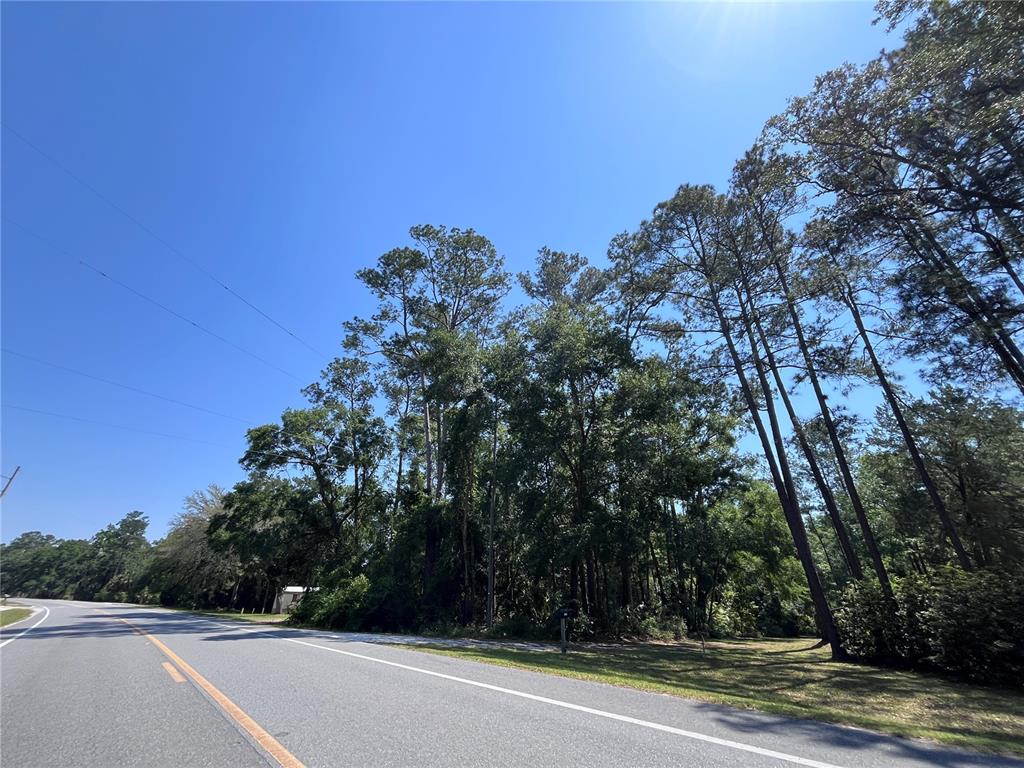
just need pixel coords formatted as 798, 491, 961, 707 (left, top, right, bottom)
553, 605, 577, 654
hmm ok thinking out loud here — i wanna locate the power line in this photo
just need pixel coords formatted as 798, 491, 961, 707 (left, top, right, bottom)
4, 217, 303, 383
3, 404, 228, 447
2, 348, 251, 424
79, 260, 304, 383
5, 403, 315, 467
2, 121, 326, 358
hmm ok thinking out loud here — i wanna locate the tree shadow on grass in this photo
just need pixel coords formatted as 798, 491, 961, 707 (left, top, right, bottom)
11, 604, 1023, 764
436, 641, 1024, 760
693, 701, 1024, 767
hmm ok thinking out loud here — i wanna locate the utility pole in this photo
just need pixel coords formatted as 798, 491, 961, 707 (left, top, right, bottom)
486, 402, 499, 629
0, 466, 21, 500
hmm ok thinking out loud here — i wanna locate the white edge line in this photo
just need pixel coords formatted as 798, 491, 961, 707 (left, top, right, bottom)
140, 609, 846, 768
0, 605, 50, 649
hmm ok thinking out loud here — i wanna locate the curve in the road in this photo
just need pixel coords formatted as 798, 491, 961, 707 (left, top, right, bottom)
0, 605, 50, 649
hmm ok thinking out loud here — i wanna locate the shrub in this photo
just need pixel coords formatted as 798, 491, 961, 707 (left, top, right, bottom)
600, 605, 660, 639
717, 589, 813, 638
924, 568, 1024, 684
836, 567, 1024, 685
486, 614, 549, 640
133, 587, 160, 606
834, 580, 905, 663
290, 575, 370, 630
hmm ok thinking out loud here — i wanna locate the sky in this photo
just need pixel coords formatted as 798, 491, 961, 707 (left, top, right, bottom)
1, 1, 897, 543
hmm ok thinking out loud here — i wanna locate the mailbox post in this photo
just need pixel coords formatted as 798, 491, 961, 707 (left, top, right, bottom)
553, 606, 577, 654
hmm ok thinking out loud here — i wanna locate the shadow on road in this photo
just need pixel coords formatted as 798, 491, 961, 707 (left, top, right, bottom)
10, 605, 1023, 768
692, 701, 1024, 768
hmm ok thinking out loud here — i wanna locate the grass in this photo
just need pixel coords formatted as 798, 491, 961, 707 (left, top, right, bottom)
173, 608, 290, 624
0, 607, 34, 628
404, 637, 1024, 756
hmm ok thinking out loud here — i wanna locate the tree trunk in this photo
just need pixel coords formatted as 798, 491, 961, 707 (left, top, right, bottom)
705, 280, 844, 658
806, 513, 840, 584
649, 538, 667, 604
904, 218, 1024, 393
843, 284, 974, 570
437, 406, 448, 498
770, 261, 893, 601
419, 371, 435, 498
746, 293, 865, 582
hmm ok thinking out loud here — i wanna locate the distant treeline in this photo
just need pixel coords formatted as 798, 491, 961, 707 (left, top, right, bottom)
3, 1, 1023, 683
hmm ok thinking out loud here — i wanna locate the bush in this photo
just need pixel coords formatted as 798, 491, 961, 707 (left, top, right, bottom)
290, 575, 370, 629
133, 587, 160, 606
834, 580, 903, 663
925, 569, 1024, 683
598, 606, 657, 639
485, 614, 551, 640
835, 567, 1024, 685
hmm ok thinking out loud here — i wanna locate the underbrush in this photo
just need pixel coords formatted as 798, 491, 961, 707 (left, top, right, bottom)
835, 566, 1024, 685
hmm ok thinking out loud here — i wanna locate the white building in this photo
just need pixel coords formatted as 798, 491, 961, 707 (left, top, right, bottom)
272, 585, 317, 614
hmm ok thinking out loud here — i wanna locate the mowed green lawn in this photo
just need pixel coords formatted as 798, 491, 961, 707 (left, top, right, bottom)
175, 608, 289, 624
0, 607, 34, 628
209, 611, 289, 623
407, 638, 1024, 755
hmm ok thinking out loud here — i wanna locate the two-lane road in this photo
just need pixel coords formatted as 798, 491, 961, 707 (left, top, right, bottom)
1, 600, 1020, 768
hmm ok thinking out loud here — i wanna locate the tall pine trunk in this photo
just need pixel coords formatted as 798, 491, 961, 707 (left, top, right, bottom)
902, 218, 1024, 393
702, 274, 844, 658
771, 260, 893, 602
745, 296, 865, 581
419, 371, 435, 498
843, 282, 974, 570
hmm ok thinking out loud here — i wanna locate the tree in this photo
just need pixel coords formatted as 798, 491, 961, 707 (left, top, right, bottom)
730, 146, 897, 603
348, 225, 510, 622
84, 511, 152, 601
769, 0, 1024, 394
145, 486, 240, 608
614, 184, 846, 657
211, 477, 328, 611
802, 217, 976, 569
242, 397, 387, 553
866, 388, 1024, 569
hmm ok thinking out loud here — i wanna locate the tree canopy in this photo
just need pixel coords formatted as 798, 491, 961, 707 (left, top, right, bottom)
3, 0, 1021, 680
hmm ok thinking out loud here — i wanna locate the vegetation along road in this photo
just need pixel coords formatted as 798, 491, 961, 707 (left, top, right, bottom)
2, 3, 1022, 767
0, 600, 1021, 768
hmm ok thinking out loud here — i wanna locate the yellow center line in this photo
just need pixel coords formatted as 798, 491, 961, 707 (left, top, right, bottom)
94, 609, 305, 768
161, 661, 186, 683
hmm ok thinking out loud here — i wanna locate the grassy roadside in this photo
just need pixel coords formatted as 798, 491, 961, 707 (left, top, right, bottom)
162, 607, 290, 624
404, 637, 1024, 756
0, 607, 34, 628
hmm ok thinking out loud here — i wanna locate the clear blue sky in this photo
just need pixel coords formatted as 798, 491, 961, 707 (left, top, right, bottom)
2, 2, 894, 542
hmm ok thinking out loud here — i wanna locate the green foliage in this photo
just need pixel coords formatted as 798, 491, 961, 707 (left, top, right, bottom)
774, 0, 1024, 394
145, 486, 239, 609
835, 579, 922, 665
8, 4, 1024, 674
925, 569, 1024, 684
0, 512, 153, 602
291, 575, 370, 629
701, 484, 815, 638
836, 568, 1024, 684
861, 388, 1024, 571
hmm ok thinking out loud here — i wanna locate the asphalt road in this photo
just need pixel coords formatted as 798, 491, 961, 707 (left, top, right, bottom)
1, 600, 1020, 768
